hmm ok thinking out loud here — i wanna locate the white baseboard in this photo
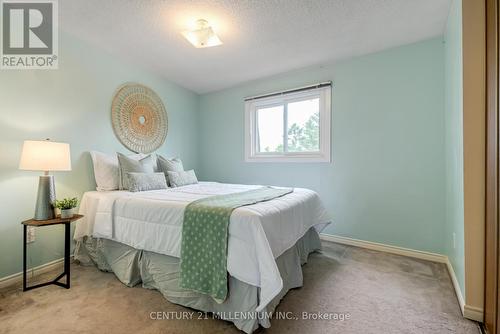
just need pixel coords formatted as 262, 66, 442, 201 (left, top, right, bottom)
463, 305, 484, 322
320, 233, 484, 322
445, 257, 465, 314
0, 256, 72, 291
319, 233, 447, 263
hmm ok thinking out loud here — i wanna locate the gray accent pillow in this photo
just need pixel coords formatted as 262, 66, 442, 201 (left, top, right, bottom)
127, 172, 168, 192
117, 153, 155, 190
157, 155, 184, 185
167, 170, 198, 187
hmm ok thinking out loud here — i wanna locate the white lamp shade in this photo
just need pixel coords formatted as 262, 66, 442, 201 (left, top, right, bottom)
19, 140, 72, 171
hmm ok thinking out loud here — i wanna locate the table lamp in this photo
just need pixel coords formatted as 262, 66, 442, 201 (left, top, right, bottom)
19, 139, 72, 220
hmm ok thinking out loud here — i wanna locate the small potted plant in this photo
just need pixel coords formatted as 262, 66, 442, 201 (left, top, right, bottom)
54, 197, 78, 219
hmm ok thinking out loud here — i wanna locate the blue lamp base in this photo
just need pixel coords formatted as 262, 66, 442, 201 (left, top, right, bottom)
34, 175, 56, 220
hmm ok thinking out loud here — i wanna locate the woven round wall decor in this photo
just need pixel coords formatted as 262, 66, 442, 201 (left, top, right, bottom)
111, 83, 168, 153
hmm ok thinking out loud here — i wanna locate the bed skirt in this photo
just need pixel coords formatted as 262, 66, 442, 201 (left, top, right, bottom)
74, 228, 322, 333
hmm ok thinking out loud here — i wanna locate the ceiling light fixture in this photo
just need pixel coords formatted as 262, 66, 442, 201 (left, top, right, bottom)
182, 19, 223, 48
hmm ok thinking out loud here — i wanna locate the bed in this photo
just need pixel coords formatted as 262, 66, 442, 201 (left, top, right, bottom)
73, 181, 331, 333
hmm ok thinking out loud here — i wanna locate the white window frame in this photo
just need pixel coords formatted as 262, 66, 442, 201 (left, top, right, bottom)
245, 85, 331, 163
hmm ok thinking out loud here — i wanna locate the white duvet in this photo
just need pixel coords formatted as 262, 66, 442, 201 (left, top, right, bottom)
74, 182, 330, 312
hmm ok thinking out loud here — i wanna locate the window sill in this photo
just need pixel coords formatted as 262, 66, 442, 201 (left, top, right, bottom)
245, 154, 331, 163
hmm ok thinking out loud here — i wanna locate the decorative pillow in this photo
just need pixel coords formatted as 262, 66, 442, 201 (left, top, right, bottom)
117, 153, 155, 190
157, 155, 184, 171
152, 154, 160, 172
167, 170, 198, 187
157, 155, 184, 185
127, 172, 168, 192
90, 151, 145, 191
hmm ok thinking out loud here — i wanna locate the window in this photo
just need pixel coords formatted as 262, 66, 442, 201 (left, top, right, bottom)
245, 84, 331, 162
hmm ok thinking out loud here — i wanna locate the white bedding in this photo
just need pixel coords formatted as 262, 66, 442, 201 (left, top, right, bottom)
74, 182, 331, 311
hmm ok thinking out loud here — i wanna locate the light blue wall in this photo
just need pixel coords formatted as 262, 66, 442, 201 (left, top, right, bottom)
444, 0, 465, 294
0, 33, 455, 280
0, 32, 200, 278
198, 38, 446, 254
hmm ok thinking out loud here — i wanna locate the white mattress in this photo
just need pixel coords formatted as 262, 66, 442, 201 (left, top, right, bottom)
74, 182, 331, 311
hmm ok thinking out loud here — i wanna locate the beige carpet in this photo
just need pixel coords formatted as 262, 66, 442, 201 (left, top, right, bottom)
0, 242, 480, 334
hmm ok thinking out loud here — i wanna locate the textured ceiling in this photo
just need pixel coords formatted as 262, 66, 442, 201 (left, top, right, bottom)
60, 0, 451, 94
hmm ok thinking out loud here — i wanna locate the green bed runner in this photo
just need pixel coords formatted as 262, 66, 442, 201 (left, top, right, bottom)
179, 186, 293, 302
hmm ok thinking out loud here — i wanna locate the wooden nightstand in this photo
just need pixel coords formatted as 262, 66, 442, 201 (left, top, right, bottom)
21, 214, 83, 291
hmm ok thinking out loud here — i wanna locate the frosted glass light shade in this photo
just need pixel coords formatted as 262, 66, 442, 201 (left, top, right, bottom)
19, 140, 72, 171
182, 19, 223, 48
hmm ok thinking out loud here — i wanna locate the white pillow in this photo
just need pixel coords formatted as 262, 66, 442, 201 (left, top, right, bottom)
90, 151, 145, 191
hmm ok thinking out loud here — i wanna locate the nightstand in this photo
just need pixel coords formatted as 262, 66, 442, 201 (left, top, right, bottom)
21, 214, 83, 291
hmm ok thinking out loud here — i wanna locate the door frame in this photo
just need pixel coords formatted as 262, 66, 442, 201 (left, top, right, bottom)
485, 0, 500, 332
